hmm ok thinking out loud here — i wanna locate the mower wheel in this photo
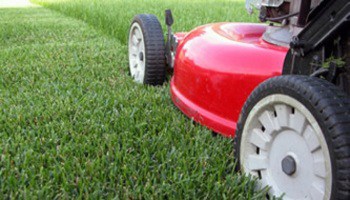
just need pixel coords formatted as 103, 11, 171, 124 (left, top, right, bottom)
234, 75, 350, 199
128, 14, 166, 85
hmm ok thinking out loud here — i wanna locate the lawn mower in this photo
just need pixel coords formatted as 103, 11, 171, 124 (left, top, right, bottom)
128, 0, 350, 199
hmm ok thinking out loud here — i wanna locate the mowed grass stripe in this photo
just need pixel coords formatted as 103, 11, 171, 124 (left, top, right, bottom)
0, 11, 101, 49
31, 0, 257, 44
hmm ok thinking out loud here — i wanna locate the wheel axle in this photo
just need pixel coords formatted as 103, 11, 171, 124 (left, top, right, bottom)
281, 155, 296, 176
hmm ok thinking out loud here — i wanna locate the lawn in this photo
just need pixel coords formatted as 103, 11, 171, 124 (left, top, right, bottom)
31, 0, 257, 44
0, 0, 268, 199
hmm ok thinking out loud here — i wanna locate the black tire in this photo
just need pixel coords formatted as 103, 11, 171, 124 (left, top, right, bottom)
234, 75, 350, 199
128, 14, 166, 85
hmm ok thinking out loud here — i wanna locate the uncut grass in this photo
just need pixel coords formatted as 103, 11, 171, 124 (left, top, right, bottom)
0, 7, 269, 199
31, 0, 258, 44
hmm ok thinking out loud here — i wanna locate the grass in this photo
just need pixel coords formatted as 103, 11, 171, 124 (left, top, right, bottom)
30, 0, 257, 44
0, 0, 268, 199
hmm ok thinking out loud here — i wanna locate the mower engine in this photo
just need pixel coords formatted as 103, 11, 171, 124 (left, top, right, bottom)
247, 0, 322, 46
248, 0, 350, 96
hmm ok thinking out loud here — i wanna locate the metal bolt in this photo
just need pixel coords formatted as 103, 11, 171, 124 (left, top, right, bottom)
282, 156, 297, 176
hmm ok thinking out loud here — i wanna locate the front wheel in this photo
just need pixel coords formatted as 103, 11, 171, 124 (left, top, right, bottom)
128, 14, 166, 85
234, 75, 350, 199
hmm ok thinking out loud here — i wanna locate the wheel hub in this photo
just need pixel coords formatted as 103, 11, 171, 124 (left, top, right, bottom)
281, 155, 296, 176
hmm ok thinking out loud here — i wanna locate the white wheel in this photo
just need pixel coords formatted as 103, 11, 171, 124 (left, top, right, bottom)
235, 76, 350, 199
128, 14, 166, 85
129, 23, 146, 83
240, 94, 331, 199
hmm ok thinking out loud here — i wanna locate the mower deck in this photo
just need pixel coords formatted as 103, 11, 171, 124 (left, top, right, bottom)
170, 23, 289, 137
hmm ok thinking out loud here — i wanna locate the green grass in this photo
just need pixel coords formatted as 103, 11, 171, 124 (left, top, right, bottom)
30, 0, 257, 44
0, 1, 268, 199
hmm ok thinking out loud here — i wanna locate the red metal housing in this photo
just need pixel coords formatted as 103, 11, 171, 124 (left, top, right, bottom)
170, 23, 289, 137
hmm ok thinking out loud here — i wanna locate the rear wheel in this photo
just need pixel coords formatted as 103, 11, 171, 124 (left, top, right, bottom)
128, 14, 166, 85
234, 75, 350, 199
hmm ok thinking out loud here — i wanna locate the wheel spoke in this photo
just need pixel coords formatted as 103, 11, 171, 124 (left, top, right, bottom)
132, 46, 138, 54
310, 182, 325, 200
132, 34, 139, 45
129, 58, 137, 70
249, 128, 271, 150
289, 109, 306, 134
313, 159, 326, 178
247, 155, 268, 170
303, 125, 320, 152
274, 104, 289, 128
133, 61, 138, 68
259, 110, 279, 134
139, 60, 144, 68
135, 28, 142, 41
135, 70, 140, 79
130, 56, 137, 61
139, 42, 145, 53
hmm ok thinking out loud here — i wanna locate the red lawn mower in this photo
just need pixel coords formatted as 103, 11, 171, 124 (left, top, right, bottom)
128, 0, 350, 199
